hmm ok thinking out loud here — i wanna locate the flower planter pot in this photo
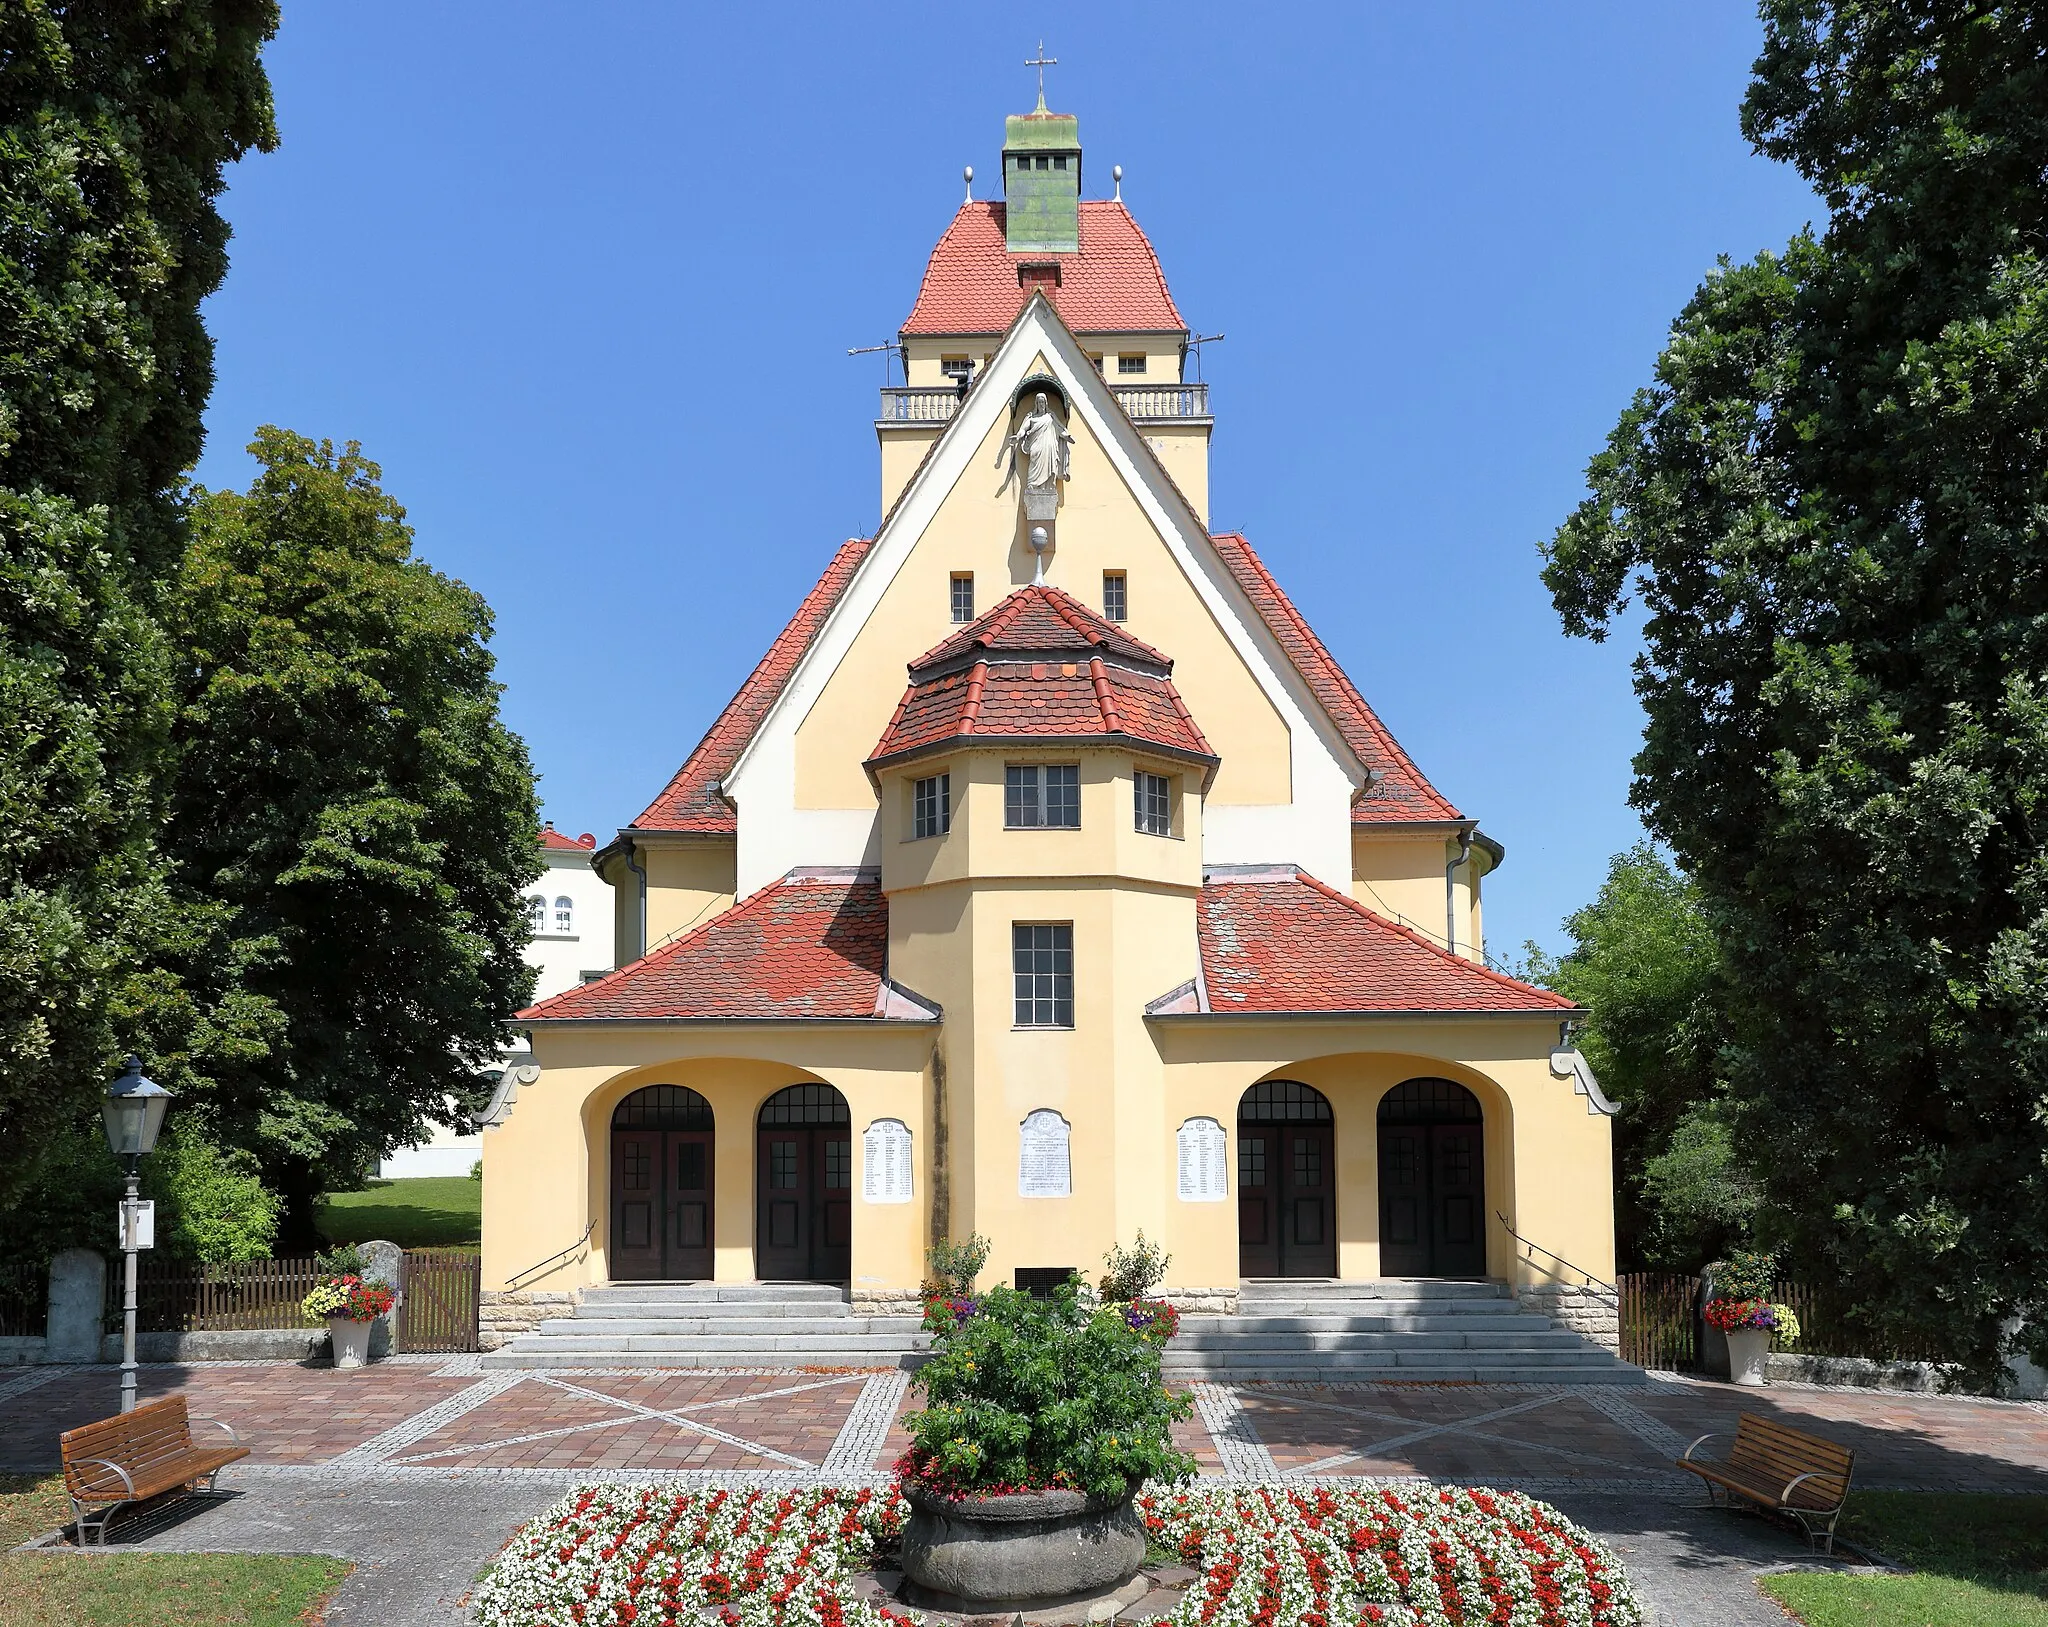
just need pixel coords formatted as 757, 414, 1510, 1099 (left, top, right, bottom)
328, 1316, 373, 1369
1726, 1326, 1770, 1386
899, 1482, 1143, 1610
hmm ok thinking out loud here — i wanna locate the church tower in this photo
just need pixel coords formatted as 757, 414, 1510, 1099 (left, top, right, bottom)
885, 105, 1211, 522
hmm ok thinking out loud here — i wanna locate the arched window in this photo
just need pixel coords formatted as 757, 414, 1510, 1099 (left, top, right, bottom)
554, 896, 574, 935
524, 895, 545, 934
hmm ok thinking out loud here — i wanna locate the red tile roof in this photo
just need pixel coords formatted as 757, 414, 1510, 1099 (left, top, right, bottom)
915, 582, 1168, 670
630, 539, 872, 835
1208, 533, 1464, 826
539, 826, 597, 851
901, 202, 1186, 337
868, 587, 1214, 771
1187, 870, 1577, 1015
520, 874, 934, 1023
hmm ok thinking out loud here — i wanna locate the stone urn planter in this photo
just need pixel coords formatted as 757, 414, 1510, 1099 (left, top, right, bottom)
1726, 1326, 1770, 1386
899, 1482, 1144, 1611
328, 1316, 373, 1369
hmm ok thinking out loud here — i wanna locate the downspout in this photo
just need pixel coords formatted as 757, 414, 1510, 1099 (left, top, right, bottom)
625, 840, 648, 961
1445, 828, 1473, 960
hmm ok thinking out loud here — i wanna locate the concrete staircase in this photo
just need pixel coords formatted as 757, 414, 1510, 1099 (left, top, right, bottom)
482, 1278, 1643, 1384
1160, 1280, 1645, 1385
481, 1282, 927, 1370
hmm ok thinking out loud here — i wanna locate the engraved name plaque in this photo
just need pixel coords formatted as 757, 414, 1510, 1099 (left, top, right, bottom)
1018, 1109, 1072, 1198
862, 1118, 914, 1204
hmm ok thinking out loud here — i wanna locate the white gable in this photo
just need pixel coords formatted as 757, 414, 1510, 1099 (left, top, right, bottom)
724, 294, 1366, 898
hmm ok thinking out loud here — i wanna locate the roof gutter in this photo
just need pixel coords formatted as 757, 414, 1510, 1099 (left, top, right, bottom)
1145, 1006, 1586, 1026
519, 1015, 942, 1031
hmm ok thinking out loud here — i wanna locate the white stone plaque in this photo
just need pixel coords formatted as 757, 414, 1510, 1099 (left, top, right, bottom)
862, 1118, 914, 1204
1176, 1117, 1228, 1202
1018, 1109, 1072, 1198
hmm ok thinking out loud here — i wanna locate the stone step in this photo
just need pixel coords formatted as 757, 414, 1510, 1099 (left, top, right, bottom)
1167, 1330, 1597, 1353
1161, 1362, 1649, 1385
483, 1347, 920, 1371
577, 1283, 849, 1307
1163, 1344, 1621, 1370
511, 1331, 928, 1353
1238, 1279, 1509, 1301
1185, 1308, 1545, 1328
537, 1316, 922, 1338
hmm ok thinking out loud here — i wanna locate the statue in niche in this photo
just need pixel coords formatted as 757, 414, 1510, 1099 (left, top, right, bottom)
996, 391, 1073, 498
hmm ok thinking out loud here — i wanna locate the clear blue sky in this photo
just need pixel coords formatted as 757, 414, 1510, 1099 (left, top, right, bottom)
191, 4, 1817, 959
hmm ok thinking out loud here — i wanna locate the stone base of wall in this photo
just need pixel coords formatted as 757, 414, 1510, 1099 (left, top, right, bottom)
96, 1329, 331, 1363
1164, 1287, 1239, 1316
851, 1289, 925, 1317
0, 1336, 46, 1366
481, 1288, 577, 1350
1765, 1353, 1946, 1393
1519, 1284, 1620, 1353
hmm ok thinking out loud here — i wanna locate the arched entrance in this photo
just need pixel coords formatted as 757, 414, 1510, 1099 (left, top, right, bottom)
756, 1083, 852, 1282
1377, 1078, 1485, 1278
1237, 1080, 1337, 1278
609, 1085, 715, 1282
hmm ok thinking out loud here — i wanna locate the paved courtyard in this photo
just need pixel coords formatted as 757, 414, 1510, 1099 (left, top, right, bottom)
4, 1359, 2044, 1624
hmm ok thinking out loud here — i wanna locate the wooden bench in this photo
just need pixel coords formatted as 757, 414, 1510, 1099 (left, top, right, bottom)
59, 1395, 248, 1546
1677, 1412, 1855, 1553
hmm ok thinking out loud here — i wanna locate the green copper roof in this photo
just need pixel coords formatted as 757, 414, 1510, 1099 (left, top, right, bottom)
1004, 111, 1079, 149
1002, 109, 1080, 253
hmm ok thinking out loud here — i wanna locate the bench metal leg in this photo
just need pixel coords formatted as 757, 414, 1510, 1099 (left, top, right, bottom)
69, 1496, 125, 1549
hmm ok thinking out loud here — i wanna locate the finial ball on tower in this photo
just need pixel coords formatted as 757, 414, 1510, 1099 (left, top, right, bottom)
963, 164, 974, 203
1112, 164, 1123, 202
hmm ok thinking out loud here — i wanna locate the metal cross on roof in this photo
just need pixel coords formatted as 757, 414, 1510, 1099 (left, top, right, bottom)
1025, 41, 1057, 110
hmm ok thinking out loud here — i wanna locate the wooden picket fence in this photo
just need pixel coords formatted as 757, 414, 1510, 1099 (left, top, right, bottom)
110, 1250, 480, 1351
1618, 1272, 1698, 1370
396, 1249, 482, 1353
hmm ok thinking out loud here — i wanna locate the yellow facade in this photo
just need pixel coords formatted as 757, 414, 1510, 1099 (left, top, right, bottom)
487, 109, 1615, 1317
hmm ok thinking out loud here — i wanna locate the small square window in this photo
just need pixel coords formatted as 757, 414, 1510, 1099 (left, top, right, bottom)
1103, 571, 1127, 622
1053, 155, 1068, 170
1117, 354, 1146, 376
940, 356, 972, 382
1135, 771, 1173, 837
1035, 154, 1051, 170
1005, 764, 1080, 829
1013, 923, 1074, 1027
913, 773, 950, 840
951, 573, 974, 623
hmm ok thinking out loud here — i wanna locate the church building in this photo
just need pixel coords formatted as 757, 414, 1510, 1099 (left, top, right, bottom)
482, 99, 1620, 1350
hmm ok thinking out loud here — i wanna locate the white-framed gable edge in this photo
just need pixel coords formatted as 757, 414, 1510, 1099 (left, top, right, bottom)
726, 292, 1372, 897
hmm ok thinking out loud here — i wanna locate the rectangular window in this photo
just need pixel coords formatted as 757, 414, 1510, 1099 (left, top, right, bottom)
824, 1139, 851, 1190
1102, 571, 1127, 622
950, 573, 974, 623
941, 355, 972, 382
913, 773, 950, 839
1088, 353, 1105, 374
1013, 923, 1074, 1027
1035, 154, 1051, 170
1118, 354, 1146, 376
1240, 1136, 1266, 1188
1135, 771, 1173, 836
1053, 155, 1069, 170
1005, 764, 1080, 829
769, 1141, 797, 1190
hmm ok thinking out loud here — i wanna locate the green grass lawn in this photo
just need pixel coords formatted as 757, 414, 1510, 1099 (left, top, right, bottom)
0, 1476, 350, 1626
1762, 1491, 2048, 1625
315, 1175, 480, 1250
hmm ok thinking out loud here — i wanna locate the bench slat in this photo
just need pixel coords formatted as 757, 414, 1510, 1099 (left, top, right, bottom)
1675, 1412, 1854, 1520
60, 1395, 248, 1511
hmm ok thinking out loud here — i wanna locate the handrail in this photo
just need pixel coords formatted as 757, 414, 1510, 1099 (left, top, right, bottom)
1495, 1211, 1619, 1300
506, 1220, 595, 1290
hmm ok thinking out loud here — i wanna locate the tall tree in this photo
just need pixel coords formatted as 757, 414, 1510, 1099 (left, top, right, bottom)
1530, 845, 1744, 1269
160, 429, 540, 1239
0, 2, 278, 1198
1543, 2, 2048, 1379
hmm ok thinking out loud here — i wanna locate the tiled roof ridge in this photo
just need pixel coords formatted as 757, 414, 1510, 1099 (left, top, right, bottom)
912, 583, 1171, 674
630, 538, 872, 833
1208, 532, 1463, 825
1240, 869, 1575, 1009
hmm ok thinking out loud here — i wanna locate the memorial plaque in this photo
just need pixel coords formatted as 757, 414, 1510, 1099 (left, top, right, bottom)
862, 1118, 913, 1204
1018, 1109, 1072, 1198
1177, 1116, 1228, 1202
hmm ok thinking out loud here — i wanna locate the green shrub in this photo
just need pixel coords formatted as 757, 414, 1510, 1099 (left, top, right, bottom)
1099, 1231, 1171, 1303
143, 1130, 280, 1262
470, 1159, 483, 1181
1713, 1246, 1778, 1302
902, 1279, 1196, 1499
924, 1232, 990, 1297
315, 1244, 367, 1278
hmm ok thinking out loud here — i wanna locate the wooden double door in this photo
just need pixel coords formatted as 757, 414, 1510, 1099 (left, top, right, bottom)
755, 1084, 853, 1283
1237, 1121, 1338, 1278
610, 1128, 714, 1281
1377, 1078, 1486, 1278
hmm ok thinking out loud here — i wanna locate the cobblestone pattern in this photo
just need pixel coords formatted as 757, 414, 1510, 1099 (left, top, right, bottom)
480, 1289, 577, 1350
1518, 1284, 1620, 1352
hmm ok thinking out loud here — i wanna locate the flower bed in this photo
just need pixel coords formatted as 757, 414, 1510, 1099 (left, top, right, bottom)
471, 1480, 1641, 1627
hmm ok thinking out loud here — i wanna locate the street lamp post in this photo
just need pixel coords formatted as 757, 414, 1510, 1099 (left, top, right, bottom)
100, 1057, 171, 1415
